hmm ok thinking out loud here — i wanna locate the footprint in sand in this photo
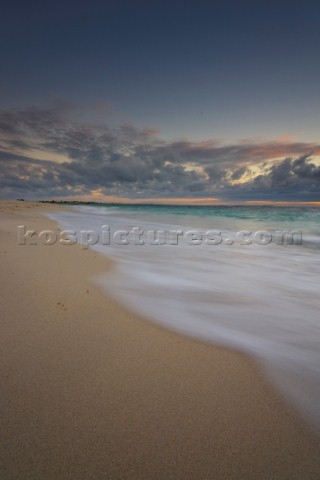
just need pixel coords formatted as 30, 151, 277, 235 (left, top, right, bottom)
57, 302, 67, 311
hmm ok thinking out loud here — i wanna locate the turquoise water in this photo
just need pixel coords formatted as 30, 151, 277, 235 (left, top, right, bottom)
79, 204, 320, 240
88, 204, 320, 221
82, 203, 320, 223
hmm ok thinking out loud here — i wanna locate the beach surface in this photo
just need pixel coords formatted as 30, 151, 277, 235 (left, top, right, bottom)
1, 200, 320, 479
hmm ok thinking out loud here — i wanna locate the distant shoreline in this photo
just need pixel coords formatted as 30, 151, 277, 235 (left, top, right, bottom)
3, 198, 320, 207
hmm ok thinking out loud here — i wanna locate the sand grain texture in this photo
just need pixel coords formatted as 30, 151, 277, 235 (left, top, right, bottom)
1, 200, 320, 479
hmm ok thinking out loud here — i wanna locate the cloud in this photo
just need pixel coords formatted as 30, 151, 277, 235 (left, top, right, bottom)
222, 154, 320, 201
0, 104, 319, 201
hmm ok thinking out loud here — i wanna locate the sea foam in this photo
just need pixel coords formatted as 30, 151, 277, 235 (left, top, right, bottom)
46, 205, 320, 433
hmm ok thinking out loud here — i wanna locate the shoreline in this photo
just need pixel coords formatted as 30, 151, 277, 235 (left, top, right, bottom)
1, 200, 320, 479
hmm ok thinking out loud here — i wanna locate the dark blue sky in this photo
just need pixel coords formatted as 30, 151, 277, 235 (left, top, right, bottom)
0, 0, 320, 201
1, 0, 320, 139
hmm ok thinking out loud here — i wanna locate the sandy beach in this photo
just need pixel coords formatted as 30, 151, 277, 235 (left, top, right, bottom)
1, 200, 320, 479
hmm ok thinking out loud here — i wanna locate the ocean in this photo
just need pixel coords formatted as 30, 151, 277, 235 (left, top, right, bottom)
46, 204, 320, 432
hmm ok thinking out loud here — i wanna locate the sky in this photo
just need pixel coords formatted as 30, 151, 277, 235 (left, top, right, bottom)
0, 0, 319, 203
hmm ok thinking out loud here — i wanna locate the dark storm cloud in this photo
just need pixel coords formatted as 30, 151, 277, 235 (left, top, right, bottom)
223, 155, 320, 202
0, 105, 320, 201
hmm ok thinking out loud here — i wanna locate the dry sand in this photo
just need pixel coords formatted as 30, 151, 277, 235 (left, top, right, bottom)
0, 200, 320, 479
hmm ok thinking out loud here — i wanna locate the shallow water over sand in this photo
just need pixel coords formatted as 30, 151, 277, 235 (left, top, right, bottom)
47, 205, 320, 433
